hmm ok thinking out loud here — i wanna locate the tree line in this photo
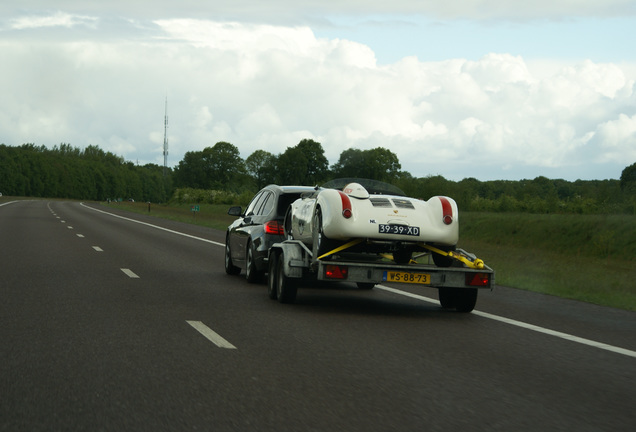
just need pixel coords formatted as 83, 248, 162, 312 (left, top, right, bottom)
2, 140, 635, 214
0, 143, 171, 203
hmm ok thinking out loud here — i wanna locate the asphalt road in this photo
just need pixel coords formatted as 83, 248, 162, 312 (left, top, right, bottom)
1, 200, 635, 431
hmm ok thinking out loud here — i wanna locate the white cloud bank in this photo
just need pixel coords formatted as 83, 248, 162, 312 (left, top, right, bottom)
1, 17, 635, 180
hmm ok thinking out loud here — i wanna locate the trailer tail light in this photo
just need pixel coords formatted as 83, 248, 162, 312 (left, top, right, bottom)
438, 197, 453, 225
466, 272, 490, 287
265, 220, 284, 235
338, 191, 353, 219
325, 265, 348, 280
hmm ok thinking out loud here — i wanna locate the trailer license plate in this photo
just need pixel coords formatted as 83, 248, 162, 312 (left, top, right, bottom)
383, 271, 430, 284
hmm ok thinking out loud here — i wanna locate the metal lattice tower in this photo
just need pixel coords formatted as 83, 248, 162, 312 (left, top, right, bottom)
163, 97, 169, 177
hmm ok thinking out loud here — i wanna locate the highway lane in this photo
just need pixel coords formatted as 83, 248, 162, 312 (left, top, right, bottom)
1, 200, 635, 431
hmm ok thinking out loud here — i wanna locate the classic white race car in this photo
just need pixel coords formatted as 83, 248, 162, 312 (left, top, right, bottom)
285, 178, 459, 266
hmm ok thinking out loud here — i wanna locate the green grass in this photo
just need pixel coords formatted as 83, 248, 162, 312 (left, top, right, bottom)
458, 213, 636, 311
103, 201, 237, 231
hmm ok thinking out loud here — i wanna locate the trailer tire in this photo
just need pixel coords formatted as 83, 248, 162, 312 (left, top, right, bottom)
455, 288, 478, 313
276, 251, 297, 304
267, 251, 279, 300
357, 282, 375, 290
439, 288, 478, 312
438, 288, 456, 309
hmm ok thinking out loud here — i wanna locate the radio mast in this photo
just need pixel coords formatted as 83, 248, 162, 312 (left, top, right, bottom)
163, 97, 168, 177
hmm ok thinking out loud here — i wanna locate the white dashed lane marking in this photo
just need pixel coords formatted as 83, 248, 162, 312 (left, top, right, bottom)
187, 321, 237, 349
121, 268, 139, 279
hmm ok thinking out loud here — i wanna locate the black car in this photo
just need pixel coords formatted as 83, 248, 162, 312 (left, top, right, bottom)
225, 185, 315, 282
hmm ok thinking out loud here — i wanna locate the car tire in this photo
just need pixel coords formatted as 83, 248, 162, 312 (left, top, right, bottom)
393, 249, 412, 264
267, 251, 279, 299
276, 251, 297, 304
283, 206, 294, 240
432, 245, 456, 268
312, 208, 337, 260
245, 241, 262, 283
225, 235, 241, 275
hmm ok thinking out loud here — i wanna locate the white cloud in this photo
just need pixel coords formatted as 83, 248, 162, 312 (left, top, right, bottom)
3, 1, 635, 22
1, 13, 635, 181
10, 11, 97, 29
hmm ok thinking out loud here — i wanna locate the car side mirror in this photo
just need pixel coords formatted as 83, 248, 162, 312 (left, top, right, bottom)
228, 206, 242, 216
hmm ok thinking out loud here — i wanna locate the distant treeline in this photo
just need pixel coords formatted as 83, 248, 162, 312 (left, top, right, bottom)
1, 141, 635, 215
0, 144, 171, 203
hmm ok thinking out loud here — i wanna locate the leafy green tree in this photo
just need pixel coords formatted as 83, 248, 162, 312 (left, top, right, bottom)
620, 162, 636, 193
331, 147, 401, 181
295, 139, 329, 185
331, 148, 365, 178
276, 146, 309, 185
246, 150, 276, 189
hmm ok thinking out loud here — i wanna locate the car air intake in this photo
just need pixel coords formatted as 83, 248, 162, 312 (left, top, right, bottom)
392, 199, 415, 209
370, 198, 392, 208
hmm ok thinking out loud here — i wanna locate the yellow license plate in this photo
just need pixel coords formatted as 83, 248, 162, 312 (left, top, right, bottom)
383, 271, 430, 284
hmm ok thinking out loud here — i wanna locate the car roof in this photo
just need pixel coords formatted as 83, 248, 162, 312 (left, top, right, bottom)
264, 185, 316, 194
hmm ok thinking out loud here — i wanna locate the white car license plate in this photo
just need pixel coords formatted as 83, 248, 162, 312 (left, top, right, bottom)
378, 224, 420, 236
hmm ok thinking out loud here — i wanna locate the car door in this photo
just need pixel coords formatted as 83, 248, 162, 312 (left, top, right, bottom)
230, 191, 266, 264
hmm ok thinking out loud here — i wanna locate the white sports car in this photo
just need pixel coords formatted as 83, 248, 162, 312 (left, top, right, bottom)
285, 178, 459, 266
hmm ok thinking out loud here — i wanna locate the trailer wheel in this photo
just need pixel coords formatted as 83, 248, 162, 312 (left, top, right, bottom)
455, 288, 478, 313
438, 288, 456, 309
439, 288, 477, 312
276, 251, 297, 304
357, 282, 375, 290
267, 251, 279, 300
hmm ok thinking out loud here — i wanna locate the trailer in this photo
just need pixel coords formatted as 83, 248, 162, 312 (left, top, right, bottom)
267, 239, 495, 313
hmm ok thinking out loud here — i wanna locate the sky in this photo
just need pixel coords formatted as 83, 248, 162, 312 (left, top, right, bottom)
1, 1, 635, 182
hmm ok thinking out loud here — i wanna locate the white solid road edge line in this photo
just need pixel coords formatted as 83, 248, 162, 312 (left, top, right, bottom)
376, 285, 636, 359
187, 320, 237, 349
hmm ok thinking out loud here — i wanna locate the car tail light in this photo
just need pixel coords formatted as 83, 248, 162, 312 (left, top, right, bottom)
438, 197, 453, 225
325, 265, 348, 279
338, 191, 353, 219
466, 272, 490, 287
265, 220, 284, 235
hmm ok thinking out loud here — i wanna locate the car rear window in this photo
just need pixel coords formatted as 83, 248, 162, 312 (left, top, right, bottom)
277, 193, 302, 215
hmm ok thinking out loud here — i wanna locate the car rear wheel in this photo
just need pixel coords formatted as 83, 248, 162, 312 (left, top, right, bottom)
245, 241, 262, 283
225, 236, 241, 275
393, 249, 412, 264
432, 245, 456, 268
312, 208, 337, 260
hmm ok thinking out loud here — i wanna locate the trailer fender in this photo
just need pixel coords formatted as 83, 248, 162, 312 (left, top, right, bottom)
270, 243, 305, 278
